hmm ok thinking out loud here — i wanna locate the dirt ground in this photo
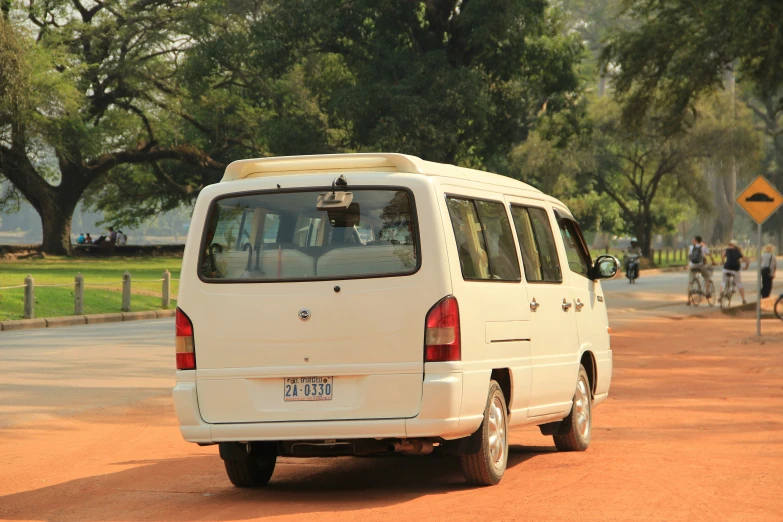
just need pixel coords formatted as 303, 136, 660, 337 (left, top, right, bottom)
1, 314, 782, 522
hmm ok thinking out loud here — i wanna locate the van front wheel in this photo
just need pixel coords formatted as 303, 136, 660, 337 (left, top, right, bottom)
460, 380, 508, 486
224, 445, 277, 487
553, 365, 592, 452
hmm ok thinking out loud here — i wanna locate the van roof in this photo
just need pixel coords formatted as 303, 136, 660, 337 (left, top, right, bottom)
221, 153, 541, 193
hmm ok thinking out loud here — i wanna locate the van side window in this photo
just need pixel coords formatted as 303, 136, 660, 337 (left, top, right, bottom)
510, 206, 562, 283
446, 197, 521, 281
556, 215, 592, 278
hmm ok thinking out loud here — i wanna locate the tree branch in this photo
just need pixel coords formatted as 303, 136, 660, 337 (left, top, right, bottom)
150, 162, 201, 197
115, 101, 156, 148
589, 171, 636, 220
86, 145, 225, 177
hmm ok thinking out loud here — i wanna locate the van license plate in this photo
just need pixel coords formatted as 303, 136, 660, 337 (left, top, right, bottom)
284, 377, 333, 402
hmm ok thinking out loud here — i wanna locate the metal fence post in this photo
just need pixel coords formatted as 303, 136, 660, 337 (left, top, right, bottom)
24, 274, 34, 319
74, 273, 84, 315
122, 271, 131, 312
162, 269, 171, 309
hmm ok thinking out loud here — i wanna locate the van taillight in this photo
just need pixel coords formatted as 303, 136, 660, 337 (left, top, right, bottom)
424, 296, 460, 362
176, 308, 196, 370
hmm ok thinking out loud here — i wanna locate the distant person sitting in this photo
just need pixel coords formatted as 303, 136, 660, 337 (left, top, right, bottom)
85, 233, 93, 244
94, 227, 116, 246
116, 230, 127, 245
76, 233, 86, 244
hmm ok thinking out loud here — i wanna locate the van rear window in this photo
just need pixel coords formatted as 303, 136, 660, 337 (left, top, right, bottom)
199, 189, 418, 281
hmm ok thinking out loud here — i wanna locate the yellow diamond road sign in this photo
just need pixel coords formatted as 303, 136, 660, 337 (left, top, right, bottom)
736, 176, 783, 225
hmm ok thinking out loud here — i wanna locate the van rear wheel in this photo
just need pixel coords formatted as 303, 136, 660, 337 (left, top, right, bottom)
553, 365, 591, 452
224, 445, 277, 487
460, 380, 508, 486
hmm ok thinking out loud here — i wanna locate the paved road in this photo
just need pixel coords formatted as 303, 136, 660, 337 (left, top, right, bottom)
1, 267, 780, 428
0, 320, 173, 428
603, 262, 782, 322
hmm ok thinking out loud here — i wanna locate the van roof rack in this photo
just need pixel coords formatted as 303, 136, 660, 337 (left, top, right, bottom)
221, 153, 540, 193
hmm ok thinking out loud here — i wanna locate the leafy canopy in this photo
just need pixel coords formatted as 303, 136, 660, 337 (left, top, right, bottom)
602, 0, 783, 132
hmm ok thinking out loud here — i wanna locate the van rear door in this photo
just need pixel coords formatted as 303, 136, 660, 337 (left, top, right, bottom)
186, 185, 446, 424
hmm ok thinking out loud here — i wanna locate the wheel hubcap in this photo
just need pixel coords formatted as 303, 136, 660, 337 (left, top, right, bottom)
487, 396, 506, 469
574, 377, 591, 441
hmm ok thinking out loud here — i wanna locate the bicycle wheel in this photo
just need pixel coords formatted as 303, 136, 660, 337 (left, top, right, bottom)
720, 283, 733, 309
774, 295, 783, 321
689, 278, 702, 306
705, 280, 716, 307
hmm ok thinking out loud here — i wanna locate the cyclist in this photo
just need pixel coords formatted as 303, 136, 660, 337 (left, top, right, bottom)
722, 239, 750, 305
687, 235, 714, 304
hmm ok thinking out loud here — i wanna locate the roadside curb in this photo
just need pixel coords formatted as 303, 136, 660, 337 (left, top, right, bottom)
0, 309, 175, 332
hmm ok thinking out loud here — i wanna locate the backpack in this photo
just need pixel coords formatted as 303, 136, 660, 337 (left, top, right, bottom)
689, 244, 704, 264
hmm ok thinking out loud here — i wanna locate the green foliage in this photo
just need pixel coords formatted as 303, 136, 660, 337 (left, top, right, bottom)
602, 0, 783, 134
509, 130, 624, 235
511, 94, 764, 254
189, 0, 584, 170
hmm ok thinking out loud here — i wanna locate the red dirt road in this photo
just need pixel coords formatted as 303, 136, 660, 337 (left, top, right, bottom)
1, 315, 782, 521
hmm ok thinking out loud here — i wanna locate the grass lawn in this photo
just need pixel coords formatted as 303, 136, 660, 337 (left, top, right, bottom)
0, 256, 182, 321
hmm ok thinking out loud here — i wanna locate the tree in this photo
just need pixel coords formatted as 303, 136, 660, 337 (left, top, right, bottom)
4, 0, 586, 241
508, 130, 624, 244
0, 0, 230, 254
528, 98, 758, 256
601, 0, 783, 132
190, 0, 585, 171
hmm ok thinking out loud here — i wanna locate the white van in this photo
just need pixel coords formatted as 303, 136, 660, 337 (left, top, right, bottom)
173, 153, 618, 487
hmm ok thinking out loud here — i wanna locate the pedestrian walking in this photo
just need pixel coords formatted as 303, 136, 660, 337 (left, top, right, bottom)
760, 244, 777, 299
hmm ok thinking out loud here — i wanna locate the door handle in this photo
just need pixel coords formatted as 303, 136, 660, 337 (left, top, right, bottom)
530, 298, 540, 311
562, 298, 572, 311
575, 298, 584, 311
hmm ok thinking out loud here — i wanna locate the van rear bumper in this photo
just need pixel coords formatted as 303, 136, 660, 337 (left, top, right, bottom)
173, 371, 478, 443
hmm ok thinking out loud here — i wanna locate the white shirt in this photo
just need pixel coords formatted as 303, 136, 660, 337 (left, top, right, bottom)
688, 243, 709, 267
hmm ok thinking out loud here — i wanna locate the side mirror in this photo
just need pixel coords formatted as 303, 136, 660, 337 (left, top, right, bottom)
592, 255, 620, 280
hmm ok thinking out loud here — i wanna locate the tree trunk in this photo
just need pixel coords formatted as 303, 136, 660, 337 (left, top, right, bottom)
39, 200, 77, 255
634, 219, 652, 258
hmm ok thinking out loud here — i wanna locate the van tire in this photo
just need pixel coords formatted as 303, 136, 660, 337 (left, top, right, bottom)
224, 448, 277, 487
459, 380, 508, 486
553, 365, 592, 452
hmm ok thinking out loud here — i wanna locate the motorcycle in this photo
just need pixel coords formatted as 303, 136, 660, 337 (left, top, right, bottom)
625, 253, 640, 284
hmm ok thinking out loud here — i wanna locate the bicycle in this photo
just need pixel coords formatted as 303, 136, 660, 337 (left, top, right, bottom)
774, 293, 783, 321
688, 267, 716, 307
720, 272, 737, 309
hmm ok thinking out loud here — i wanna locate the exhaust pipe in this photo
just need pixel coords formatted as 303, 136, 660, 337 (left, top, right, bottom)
391, 440, 434, 455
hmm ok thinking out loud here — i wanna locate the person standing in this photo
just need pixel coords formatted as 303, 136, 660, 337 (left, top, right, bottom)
760, 244, 777, 299
722, 239, 750, 305
688, 235, 714, 303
